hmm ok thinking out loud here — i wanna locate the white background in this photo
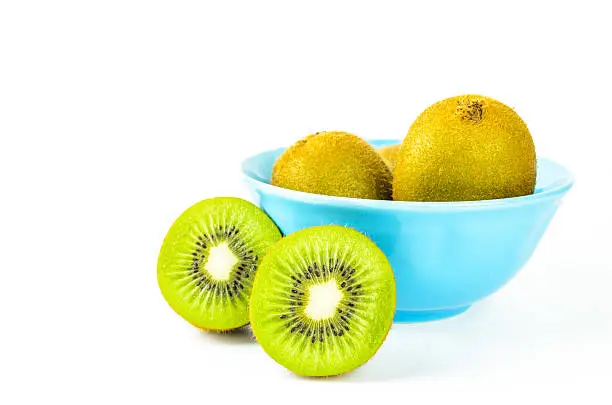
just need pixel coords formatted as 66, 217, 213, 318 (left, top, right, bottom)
1, 1, 611, 404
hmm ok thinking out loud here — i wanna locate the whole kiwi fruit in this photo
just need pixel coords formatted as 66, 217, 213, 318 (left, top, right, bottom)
271, 131, 393, 200
157, 197, 282, 331
250, 225, 396, 377
393, 95, 536, 202
378, 144, 400, 172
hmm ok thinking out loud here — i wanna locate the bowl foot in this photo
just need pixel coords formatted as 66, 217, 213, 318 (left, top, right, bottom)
394, 305, 471, 323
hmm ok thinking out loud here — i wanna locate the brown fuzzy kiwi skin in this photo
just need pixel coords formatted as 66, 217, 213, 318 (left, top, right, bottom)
378, 144, 400, 172
248, 227, 396, 378
393, 95, 536, 202
271, 131, 393, 200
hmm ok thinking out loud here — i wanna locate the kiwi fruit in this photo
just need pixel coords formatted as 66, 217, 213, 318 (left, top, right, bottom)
157, 197, 282, 331
393, 94, 536, 202
271, 131, 393, 200
250, 225, 396, 377
378, 144, 400, 172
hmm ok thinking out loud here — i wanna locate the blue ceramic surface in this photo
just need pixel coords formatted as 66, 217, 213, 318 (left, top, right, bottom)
241, 140, 573, 322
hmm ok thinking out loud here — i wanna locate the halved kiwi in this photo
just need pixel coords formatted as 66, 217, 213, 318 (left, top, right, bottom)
157, 197, 282, 331
250, 225, 396, 376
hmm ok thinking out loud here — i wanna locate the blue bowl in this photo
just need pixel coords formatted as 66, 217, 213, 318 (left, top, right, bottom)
241, 139, 573, 323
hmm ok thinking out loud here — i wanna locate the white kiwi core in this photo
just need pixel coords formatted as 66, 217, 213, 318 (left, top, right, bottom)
205, 242, 238, 281
305, 279, 344, 321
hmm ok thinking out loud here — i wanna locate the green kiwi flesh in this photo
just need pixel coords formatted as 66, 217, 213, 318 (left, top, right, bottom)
250, 225, 396, 376
157, 197, 282, 331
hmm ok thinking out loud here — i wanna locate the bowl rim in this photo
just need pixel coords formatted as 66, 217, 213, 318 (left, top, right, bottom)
241, 139, 574, 211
